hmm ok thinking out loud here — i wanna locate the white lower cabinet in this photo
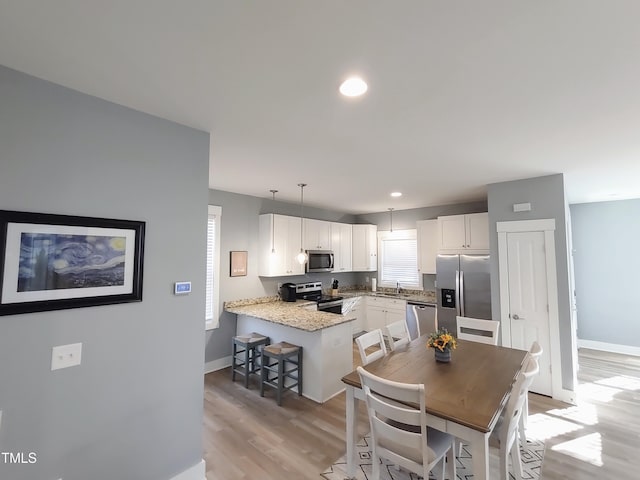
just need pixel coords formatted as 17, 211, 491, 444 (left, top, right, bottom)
365, 296, 407, 331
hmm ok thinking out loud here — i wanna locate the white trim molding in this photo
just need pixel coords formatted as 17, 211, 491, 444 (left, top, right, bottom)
204, 355, 232, 375
496, 218, 556, 233
497, 218, 575, 403
170, 459, 206, 480
578, 339, 640, 357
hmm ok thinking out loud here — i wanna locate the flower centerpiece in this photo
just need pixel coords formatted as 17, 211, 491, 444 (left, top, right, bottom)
426, 328, 457, 363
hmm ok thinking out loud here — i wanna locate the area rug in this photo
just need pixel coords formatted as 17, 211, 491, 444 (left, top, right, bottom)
321, 435, 544, 480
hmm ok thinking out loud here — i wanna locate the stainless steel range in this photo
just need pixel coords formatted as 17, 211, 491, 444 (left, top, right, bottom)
294, 281, 343, 314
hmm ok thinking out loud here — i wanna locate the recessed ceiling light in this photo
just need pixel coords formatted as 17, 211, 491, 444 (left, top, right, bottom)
390, 192, 402, 197
339, 77, 368, 97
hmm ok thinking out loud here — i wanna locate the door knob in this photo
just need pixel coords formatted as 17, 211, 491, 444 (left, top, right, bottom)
512, 314, 524, 320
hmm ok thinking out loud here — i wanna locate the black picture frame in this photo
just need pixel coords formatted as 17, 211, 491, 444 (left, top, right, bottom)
0, 210, 145, 316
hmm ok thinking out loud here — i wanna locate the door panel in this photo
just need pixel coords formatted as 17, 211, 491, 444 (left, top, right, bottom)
460, 254, 491, 320
507, 231, 552, 396
436, 254, 459, 334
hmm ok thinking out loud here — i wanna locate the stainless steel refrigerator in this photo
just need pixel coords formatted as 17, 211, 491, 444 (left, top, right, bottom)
436, 254, 492, 335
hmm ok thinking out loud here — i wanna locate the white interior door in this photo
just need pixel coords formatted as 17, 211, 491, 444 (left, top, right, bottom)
506, 231, 553, 396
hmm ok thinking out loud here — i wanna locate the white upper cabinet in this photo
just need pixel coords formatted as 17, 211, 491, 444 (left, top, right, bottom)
259, 214, 305, 277
331, 222, 352, 272
303, 218, 331, 250
352, 224, 377, 271
437, 212, 489, 253
417, 219, 438, 274
465, 212, 490, 250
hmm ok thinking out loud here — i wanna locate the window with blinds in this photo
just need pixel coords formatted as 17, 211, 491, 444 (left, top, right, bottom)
378, 229, 421, 289
206, 205, 222, 329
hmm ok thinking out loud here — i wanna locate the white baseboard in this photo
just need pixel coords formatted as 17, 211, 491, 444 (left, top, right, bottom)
555, 388, 577, 405
578, 339, 640, 357
170, 459, 205, 480
204, 355, 232, 374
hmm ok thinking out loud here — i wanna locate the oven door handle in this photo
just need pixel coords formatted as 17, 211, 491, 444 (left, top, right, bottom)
318, 300, 343, 309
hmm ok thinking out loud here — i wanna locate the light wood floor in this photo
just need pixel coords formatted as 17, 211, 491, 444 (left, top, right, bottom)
202, 347, 640, 479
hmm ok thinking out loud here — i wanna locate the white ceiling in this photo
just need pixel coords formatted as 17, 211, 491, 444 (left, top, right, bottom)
1, 1, 640, 214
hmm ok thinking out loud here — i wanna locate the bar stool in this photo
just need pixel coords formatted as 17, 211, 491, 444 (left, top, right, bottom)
260, 342, 303, 406
231, 332, 270, 388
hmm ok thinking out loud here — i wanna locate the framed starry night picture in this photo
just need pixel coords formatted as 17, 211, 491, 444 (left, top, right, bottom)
0, 210, 145, 316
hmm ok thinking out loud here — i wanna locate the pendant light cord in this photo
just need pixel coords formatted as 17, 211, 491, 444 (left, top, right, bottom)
298, 184, 307, 254
295, 184, 308, 264
269, 189, 278, 253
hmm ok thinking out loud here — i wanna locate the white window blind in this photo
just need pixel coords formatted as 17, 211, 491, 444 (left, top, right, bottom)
378, 230, 421, 289
206, 205, 222, 329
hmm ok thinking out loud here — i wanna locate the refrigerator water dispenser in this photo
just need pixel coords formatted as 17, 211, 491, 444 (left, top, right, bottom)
441, 288, 456, 309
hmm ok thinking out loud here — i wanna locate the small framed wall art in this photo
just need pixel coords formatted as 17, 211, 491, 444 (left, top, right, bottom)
0, 209, 145, 316
229, 250, 247, 277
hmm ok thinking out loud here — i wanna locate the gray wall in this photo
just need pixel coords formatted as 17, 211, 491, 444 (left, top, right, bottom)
0, 66, 209, 480
205, 189, 358, 364
487, 174, 575, 391
570, 199, 640, 347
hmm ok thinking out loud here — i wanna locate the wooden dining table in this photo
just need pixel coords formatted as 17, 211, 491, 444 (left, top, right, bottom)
341, 336, 528, 480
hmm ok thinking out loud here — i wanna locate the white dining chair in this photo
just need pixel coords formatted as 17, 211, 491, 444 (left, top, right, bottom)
385, 319, 411, 351
357, 366, 456, 480
456, 316, 500, 345
454, 316, 501, 456
355, 329, 387, 366
491, 355, 540, 480
519, 341, 543, 448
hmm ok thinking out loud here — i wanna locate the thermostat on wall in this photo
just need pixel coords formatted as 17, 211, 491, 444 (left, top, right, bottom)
174, 281, 192, 295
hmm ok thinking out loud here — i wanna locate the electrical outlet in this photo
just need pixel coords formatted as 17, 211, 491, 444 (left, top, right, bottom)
51, 343, 82, 371
365, 276, 369, 283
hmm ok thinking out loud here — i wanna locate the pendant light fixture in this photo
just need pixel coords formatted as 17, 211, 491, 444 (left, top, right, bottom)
296, 183, 308, 264
269, 189, 278, 253
388, 208, 394, 232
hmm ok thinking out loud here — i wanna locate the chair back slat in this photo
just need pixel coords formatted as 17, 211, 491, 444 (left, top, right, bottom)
356, 329, 387, 365
385, 319, 411, 351
456, 316, 500, 345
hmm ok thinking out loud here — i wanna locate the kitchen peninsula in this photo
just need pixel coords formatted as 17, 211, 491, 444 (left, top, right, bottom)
225, 297, 356, 403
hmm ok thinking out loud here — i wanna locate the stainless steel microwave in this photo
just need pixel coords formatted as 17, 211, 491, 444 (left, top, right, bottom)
306, 250, 334, 273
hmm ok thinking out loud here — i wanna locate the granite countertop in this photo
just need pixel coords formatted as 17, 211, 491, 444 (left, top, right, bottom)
224, 297, 356, 332
340, 288, 437, 305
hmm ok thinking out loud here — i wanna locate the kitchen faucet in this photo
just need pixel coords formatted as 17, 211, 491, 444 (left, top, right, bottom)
396, 281, 401, 294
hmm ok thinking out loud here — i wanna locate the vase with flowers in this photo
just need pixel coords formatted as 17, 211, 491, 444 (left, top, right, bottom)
426, 328, 457, 363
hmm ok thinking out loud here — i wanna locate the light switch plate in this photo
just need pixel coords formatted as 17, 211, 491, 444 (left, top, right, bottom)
51, 343, 82, 371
